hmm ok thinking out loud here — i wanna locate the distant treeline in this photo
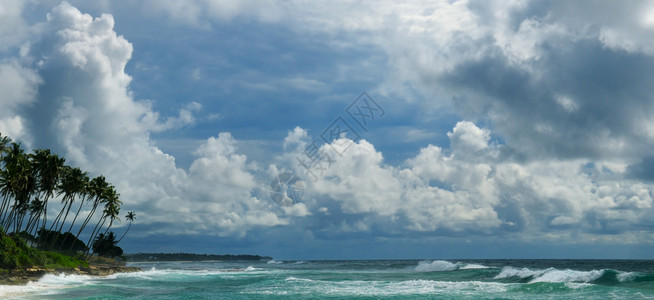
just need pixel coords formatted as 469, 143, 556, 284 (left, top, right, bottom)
125, 253, 272, 261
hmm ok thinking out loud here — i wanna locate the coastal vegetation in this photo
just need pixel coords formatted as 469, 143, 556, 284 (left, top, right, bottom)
0, 132, 135, 272
0, 226, 87, 271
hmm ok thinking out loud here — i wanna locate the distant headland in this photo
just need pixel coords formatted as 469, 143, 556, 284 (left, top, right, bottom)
126, 253, 272, 262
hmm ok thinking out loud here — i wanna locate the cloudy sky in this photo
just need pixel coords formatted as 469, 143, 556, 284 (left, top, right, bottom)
2, 0, 654, 259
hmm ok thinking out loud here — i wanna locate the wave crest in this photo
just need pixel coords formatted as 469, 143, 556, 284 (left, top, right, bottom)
414, 260, 489, 272
530, 269, 604, 283
493, 266, 653, 284
494, 267, 604, 283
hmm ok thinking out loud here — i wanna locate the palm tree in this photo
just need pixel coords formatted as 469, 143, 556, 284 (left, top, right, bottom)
61, 172, 90, 250
0, 143, 34, 232
0, 133, 9, 230
31, 149, 66, 235
50, 166, 87, 249
25, 197, 44, 235
65, 172, 89, 234
57, 167, 86, 232
0, 143, 21, 227
0, 132, 10, 163
74, 176, 108, 245
47, 166, 71, 234
0, 162, 13, 226
92, 231, 121, 257
101, 194, 122, 236
86, 185, 119, 252
0, 140, 16, 229
116, 211, 135, 243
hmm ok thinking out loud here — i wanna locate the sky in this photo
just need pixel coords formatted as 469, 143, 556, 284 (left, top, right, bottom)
2, 0, 654, 259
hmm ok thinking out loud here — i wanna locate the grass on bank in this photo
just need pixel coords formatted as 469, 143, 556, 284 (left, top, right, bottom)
0, 233, 88, 274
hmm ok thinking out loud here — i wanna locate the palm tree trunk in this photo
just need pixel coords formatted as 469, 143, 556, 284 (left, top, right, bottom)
86, 216, 106, 257
40, 193, 51, 231
116, 222, 131, 243
57, 198, 74, 233
48, 200, 70, 249
66, 196, 86, 234
48, 202, 66, 232
62, 196, 87, 251
76, 203, 97, 238
103, 219, 114, 235
73, 203, 97, 251
26, 212, 40, 237
0, 195, 10, 225
3, 205, 15, 232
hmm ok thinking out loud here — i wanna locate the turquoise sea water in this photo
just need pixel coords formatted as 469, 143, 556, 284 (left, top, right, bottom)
2, 259, 654, 299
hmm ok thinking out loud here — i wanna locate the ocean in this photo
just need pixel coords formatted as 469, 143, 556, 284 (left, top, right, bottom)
2, 259, 654, 299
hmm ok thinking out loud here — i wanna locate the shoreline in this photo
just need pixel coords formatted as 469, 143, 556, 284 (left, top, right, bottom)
0, 264, 141, 285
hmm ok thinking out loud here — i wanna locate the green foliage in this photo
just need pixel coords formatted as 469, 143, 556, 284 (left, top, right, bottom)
16, 252, 31, 266
43, 251, 87, 269
0, 235, 19, 269
92, 232, 123, 257
0, 233, 86, 270
37, 229, 88, 252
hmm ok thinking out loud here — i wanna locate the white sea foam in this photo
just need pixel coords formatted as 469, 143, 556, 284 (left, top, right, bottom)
494, 266, 605, 283
415, 260, 458, 272
0, 273, 96, 298
530, 269, 604, 283
460, 263, 490, 270
617, 271, 638, 282
285, 276, 315, 282
251, 278, 508, 296
414, 260, 489, 272
106, 265, 271, 281
0, 281, 54, 298
494, 267, 548, 279
267, 260, 283, 264
565, 282, 594, 289
0, 266, 272, 298
38, 273, 95, 285
106, 268, 173, 280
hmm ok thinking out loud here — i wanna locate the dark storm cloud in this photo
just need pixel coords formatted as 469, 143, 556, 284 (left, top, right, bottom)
626, 157, 654, 181
444, 35, 654, 161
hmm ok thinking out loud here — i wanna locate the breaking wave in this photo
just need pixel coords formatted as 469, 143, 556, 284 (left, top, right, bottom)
414, 260, 490, 272
494, 266, 654, 284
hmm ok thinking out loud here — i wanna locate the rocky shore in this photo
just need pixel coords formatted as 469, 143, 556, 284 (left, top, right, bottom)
0, 264, 141, 285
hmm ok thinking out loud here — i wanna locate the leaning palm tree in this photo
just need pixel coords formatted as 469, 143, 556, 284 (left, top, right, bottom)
86, 185, 120, 252
65, 171, 90, 234
31, 149, 66, 235
49, 166, 86, 249
116, 211, 135, 243
0, 133, 9, 229
0, 132, 10, 164
47, 166, 71, 234
57, 167, 86, 233
0, 159, 14, 225
25, 197, 44, 236
60, 171, 90, 250
101, 195, 121, 236
74, 176, 108, 245
0, 143, 22, 226
14, 155, 36, 233
0, 143, 33, 232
